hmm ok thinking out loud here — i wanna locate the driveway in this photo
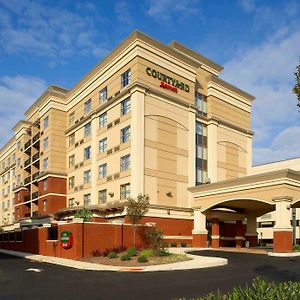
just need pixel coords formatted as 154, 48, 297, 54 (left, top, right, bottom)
0, 251, 300, 300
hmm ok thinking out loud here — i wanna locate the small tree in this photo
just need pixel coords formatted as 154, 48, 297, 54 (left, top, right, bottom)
126, 194, 150, 247
293, 60, 300, 109
74, 207, 92, 222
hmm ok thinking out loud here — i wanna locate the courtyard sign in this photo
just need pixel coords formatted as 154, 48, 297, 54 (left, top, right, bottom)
146, 67, 190, 93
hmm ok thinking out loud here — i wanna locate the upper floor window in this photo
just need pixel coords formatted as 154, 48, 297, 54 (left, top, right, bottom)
99, 86, 108, 102
121, 97, 131, 116
44, 179, 48, 191
98, 189, 107, 204
121, 69, 131, 88
68, 198, 75, 207
17, 158, 21, 168
120, 154, 130, 172
99, 138, 107, 153
43, 157, 49, 170
84, 146, 91, 160
83, 170, 91, 184
120, 183, 130, 200
83, 193, 91, 206
121, 126, 131, 143
44, 137, 49, 149
98, 163, 107, 178
69, 154, 75, 168
16, 175, 21, 185
12, 153, 16, 162
44, 116, 49, 129
99, 112, 107, 128
69, 112, 75, 126
7, 158, 10, 167
69, 176, 75, 189
17, 141, 21, 151
69, 133, 75, 147
84, 99, 92, 115
195, 92, 207, 114
84, 122, 92, 137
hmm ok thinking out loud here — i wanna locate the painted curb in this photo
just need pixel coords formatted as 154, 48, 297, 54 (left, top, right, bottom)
268, 251, 300, 257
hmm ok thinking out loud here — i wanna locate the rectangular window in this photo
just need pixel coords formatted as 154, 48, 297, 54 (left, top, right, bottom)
120, 126, 131, 143
99, 138, 107, 153
121, 97, 131, 116
8, 158, 10, 167
17, 158, 21, 168
69, 176, 75, 189
121, 69, 131, 88
84, 99, 92, 115
69, 154, 75, 168
69, 112, 75, 126
195, 92, 207, 114
7, 199, 10, 208
17, 175, 21, 185
68, 198, 75, 207
44, 137, 49, 149
84, 193, 91, 206
98, 189, 107, 204
43, 200, 47, 212
99, 86, 108, 102
44, 179, 48, 191
98, 163, 107, 178
84, 122, 92, 137
44, 116, 49, 129
84, 146, 91, 160
43, 158, 49, 170
69, 133, 75, 146
17, 141, 21, 151
99, 112, 107, 128
83, 170, 91, 184
120, 183, 130, 200
120, 154, 130, 171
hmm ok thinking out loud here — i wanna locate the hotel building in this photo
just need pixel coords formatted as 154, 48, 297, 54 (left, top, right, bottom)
0, 31, 300, 253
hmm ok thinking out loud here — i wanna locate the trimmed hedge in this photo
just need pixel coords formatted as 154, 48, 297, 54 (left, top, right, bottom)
137, 255, 148, 263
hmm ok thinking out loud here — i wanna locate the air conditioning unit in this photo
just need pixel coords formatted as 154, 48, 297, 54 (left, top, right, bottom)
114, 118, 120, 125
107, 123, 113, 129
74, 187, 78, 192
80, 116, 84, 121
115, 91, 120, 96
75, 119, 79, 124
41, 131, 44, 135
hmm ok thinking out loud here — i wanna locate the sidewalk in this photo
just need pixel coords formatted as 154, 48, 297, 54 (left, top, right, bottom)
0, 248, 227, 272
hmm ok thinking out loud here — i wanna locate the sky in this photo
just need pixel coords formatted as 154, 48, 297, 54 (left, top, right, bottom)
0, 0, 299, 165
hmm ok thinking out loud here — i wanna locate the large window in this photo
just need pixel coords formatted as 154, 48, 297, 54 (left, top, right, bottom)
43, 158, 49, 170
44, 137, 49, 149
195, 92, 207, 114
69, 154, 75, 167
84, 122, 92, 137
83, 170, 91, 184
83, 193, 91, 206
120, 126, 130, 143
121, 97, 131, 116
84, 146, 91, 160
69, 112, 75, 126
98, 163, 107, 178
195, 122, 207, 185
68, 198, 75, 207
99, 138, 107, 153
121, 69, 131, 88
98, 189, 107, 204
120, 183, 130, 199
69, 133, 75, 146
99, 112, 107, 128
69, 176, 75, 189
99, 86, 108, 102
84, 99, 92, 115
120, 154, 130, 171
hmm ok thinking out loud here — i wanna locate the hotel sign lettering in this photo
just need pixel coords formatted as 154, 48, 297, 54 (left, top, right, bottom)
146, 67, 190, 93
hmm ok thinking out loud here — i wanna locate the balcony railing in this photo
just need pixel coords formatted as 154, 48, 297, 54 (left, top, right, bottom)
32, 153, 39, 162
24, 194, 30, 202
24, 177, 31, 185
24, 158, 31, 167
32, 133, 40, 143
32, 191, 38, 199
25, 140, 31, 149
32, 172, 39, 181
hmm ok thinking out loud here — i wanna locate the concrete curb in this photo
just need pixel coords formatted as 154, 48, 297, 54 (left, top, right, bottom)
0, 248, 227, 272
268, 251, 300, 257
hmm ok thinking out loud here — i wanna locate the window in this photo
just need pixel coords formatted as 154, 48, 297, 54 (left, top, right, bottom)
99, 86, 108, 102
121, 69, 131, 88
43, 158, 49, 170
120, 183, 130, 199
12, 153, 16, 162
83, 170, 91, 184
44, 179, 48, 191
17, 175, 21, 185
98, 164, 107, 178
7, 186, 10, 194
84, 193, 91, 206
44, 137, 49, 149
1, 176, 4, 184
69, 133, 75, 146
17, 158, 21, 168
69, 112, 75, 126
84, 99, 92, 115
17, 141, 21, 151
47, 226, 58, 240
120, 154, 130, 171
99, 112, 107, 128
84, 146, 91, 160
121, 97, 131, 116
69, 154, 75, 168
7, 158, 10, 167
68, 198, 75, 207
69, 176, 75, 189
12, 168, 15, 176
7, 199, 10, 208
43, 200, 47, 212
44, 116, 49, 129
84, 122, 92, 137
121, 126, 131, 143
98, 190, 107, 204
99, 138, 107, 153
195, 92, 207, 114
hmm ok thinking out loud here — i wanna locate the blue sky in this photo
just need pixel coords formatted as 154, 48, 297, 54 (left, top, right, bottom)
0, 0, 299, 165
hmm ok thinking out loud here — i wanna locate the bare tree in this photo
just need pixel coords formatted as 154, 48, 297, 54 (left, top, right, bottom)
293, 60, 300, 109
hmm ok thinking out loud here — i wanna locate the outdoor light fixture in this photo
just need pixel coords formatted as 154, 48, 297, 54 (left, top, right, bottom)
109, 192, 114, 197
166, 192, 173, 197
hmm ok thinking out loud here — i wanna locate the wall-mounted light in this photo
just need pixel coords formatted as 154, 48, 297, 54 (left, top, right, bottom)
109, 192, 114, 198
166, 192, 173, 197
75, 201, 79, 206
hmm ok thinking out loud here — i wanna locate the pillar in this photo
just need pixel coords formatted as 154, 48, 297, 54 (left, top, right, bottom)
192, 208, 208, 248
273, 196, 293, 253
211, 218, 220, 248
245, 212, 258, 247
235, 220, 244, 248
207, 119, 218, 183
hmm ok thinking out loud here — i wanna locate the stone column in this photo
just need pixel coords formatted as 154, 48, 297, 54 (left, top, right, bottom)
211, 218, 220, 248
273, 196, 293, 253
207, 119, 218, 183
235, 220, 244, 248
245, 212, 258, 247
192, 208, 208, 248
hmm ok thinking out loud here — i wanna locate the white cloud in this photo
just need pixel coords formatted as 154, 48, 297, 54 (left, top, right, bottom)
0, 75, 47, 148
238, 0, 256, 13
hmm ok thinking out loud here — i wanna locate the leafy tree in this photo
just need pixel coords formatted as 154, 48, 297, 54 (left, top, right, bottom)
126, 194, 150, 247
74, 207, 92, 222
293, 60, 300, 109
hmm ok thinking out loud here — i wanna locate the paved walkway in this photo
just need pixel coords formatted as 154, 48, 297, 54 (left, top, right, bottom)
0, 248, 227, 272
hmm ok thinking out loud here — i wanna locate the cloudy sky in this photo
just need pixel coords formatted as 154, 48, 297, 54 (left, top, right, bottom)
0, 0, 299, 165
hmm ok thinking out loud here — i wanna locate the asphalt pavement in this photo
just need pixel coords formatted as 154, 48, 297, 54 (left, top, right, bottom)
1, 251, 300, 300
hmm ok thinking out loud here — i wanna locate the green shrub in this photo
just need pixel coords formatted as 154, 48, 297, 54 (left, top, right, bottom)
140, 249, 154, 257
137, 255, 148, 263
293, 244, 300, 252
180, 242, 187, 247
159, 249, 171, 257
107, 252, 118, 259
127, 247, 137, 257
74, 208, 92, 222
120, 253, 132, 261
170, 242, 177, 247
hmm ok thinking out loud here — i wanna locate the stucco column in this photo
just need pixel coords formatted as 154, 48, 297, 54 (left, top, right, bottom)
273, 196, 293, 253
245, 212, 258, 247
211, 218, 220, 248
207, 119, 218, 183
235, 220, 244, 248
130, 88, 145, 198
192, 208, 208, 248
188, 109, 196, 208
